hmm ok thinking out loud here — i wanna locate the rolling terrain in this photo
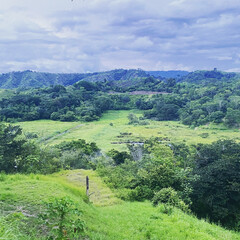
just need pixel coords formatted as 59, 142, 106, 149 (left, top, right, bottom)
17, 110, 240, 151
1, 170, 239, 240
0, 69, 148, 89
1, 68, 239, 89
2, 69, 240, 239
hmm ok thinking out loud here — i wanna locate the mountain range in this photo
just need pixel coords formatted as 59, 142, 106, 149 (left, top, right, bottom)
0, 68, 239, 89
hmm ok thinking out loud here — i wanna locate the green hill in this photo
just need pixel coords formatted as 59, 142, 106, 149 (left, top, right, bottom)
0, 170, 239, 240
1, 68, 239, 90
0, 69, 149, 89
147, 70, 189, 79
179, 69, 240, 84
0, 70, 90, 89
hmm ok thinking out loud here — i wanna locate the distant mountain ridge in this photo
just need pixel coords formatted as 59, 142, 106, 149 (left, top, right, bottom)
178, 70, 240, 84
0, 70, 90, 89
0, 69, 149, 89
0, 68, 239, 89
147, 70, 189, 79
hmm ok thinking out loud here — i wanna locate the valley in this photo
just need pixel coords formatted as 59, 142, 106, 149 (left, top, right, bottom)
17, 110, 240, 151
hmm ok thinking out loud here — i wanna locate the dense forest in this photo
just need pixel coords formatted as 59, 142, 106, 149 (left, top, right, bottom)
1, 69, 240, 128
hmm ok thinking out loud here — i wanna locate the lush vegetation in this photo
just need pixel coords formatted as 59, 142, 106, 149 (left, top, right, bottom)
0, 122, 101, 174
1, 68, 240, 238
0, 171, 239, 240
1, 120, 240, 231
15, 110, 240, 152
1, 69, 240, 129
0, 69, 148, 89
98, 139, 240, 229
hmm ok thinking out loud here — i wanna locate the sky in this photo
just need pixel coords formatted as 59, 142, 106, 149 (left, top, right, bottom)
0, 0, 240, 73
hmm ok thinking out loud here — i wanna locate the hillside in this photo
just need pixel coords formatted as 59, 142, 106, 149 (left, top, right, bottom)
0, 70, 90, 89
1, 69, 240, 90
147, 70, 189, 79
179, 69, 240, 84
0, 69, 149, 89
0, 170, 239, 240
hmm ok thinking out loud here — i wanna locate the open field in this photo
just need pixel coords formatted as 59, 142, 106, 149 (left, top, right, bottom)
16, 110, 240, 151
1, 170, 240, 240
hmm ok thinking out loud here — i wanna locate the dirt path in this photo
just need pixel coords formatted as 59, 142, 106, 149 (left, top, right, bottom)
41, 124, 84, 144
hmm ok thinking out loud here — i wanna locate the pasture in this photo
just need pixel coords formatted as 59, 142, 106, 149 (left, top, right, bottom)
17, 110, 240, 151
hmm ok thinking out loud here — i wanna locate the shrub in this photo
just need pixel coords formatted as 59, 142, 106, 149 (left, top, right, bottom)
199, 132, 209, 138
152, 187, 189, 213
40, 196, 85, 239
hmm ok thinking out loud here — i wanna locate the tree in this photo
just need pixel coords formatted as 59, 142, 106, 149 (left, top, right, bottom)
0, 124, 26, 172
225, 108, 240, 127
107, 149, 131, 165
191, 140, 240, 228
127, 113, 139, 125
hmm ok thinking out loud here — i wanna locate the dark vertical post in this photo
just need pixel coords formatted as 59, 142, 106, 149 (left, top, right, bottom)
86, 176, 89, 196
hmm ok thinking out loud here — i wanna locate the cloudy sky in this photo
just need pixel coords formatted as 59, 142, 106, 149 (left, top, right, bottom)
0, 0, 240, 73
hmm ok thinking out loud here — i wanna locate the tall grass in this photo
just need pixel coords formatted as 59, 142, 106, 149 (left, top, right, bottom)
0, 171, 240, 239
16, 110, 240, 151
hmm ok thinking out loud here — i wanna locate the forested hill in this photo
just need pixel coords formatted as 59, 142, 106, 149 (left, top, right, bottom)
0, 68, 240, 89
179, 70, 240, 84
147, 70, 189, 79
0, 69, 148, 89
0, 70, 90, 89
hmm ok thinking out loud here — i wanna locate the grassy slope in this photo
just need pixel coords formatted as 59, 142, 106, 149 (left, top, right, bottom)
55, 169, 121, 206
0, 170, 240, 240
17, 110, 240, 151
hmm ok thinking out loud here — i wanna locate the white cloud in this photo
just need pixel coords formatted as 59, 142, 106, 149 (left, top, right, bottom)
226, 68, 240, 72
0, 0, 240, 72
209, 56, 233, 61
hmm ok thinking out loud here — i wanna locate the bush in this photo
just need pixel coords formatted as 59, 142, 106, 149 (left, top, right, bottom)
199, 133, 209, 138
152, 187, 189, 213
40, 196, 85, 239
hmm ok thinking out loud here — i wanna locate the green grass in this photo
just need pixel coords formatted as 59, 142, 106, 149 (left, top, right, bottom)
93, 202, 240, 240
0, 170, 240, 239
53, 169, 121, 206
16, 110, 240, 151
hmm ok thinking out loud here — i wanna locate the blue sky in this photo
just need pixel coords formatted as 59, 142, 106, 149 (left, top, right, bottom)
0, 0, 240, 73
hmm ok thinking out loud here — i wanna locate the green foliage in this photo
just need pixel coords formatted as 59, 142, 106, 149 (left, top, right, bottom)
2, 69, 240, 129
107, 149, 132, 165
225, 108, 240, 127
0, 171, 7, 181
127, 113, 139, 125
98, 142, 180, 201
0, 123, 27, 172
57, 139, 99, 154
152, 187, 189, 213
0, 122, 101, 174
2, 69, 240, 130
127, 113, 149, 125
199, 132, 209, 138
40, 196, 85, 239
56, 139, 100, 169
0, 171, 240, 240
191, 140, 240, 228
